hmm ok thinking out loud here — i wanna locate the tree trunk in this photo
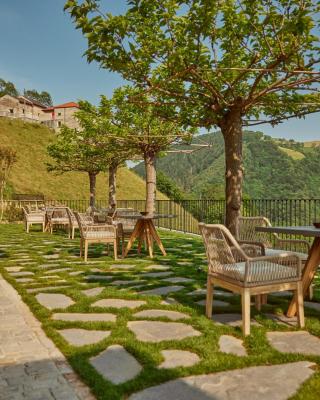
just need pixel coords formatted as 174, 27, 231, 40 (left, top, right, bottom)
88, 172, 97, 208
220, 111, 243, 236
144, 152, 156, 216
108, 163, 117, 210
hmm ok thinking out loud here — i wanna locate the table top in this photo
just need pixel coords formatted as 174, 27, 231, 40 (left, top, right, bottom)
256, 225, 320, 237
120, 213, 177, 220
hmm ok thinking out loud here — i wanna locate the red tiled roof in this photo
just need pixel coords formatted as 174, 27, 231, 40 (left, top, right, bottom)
44, 102, 79, 111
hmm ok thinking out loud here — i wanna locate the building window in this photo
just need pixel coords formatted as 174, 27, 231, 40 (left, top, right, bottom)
58, 121, 62, 127
9, 109, 14, 114
22, 109, 25, 114
57, 112, 62, 116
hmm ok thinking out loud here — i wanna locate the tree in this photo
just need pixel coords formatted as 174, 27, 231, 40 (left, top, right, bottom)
109, 87, 194, 215
65, 0, 320, 234
0, 78, 19, 97
156, 171, 185, 201
47, 104, 110, 208
0, 146, 17, 220
24, 89, 53, 107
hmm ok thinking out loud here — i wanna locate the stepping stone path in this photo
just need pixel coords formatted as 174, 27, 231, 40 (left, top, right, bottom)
5, 266, 23, 272
45, 268, 71, 274
93, 299, 146, 309
140, 286, 184, 296
15, 278, 34, 283
262, 313, 297, 327
110, 264, 135, 270
267, 331, 320, 356
133, 309, 189, 321
212, 313, 261, 327
52, 313, 116, 322
36, 293, 75, 310
197, 299, 230, 307
82, 287, 104, 297
187, 288, 207, 296
219, 335, 247, 356
69, 271, 84, 276
176, 261, 192, 266
90, 345, 142, 384
163, 277, 194, 283
43, 254, 60, 259
161, 297, 179, 305
127, 321, 201, 342
59, 328, 111, 346
158, 350, 200, 369
142, 271, 173, 278
144, 265, 170, 271
128, 361, 315, 400
111, 280, 146, 286
39, 263, 60, 269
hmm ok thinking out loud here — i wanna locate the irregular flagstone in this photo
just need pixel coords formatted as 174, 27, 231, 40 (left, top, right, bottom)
219, 335, 247, 356
82, 287, 104, 297
93, 298, 146, 309
39, 263, 60, 269
90, 344, 142, 384
9, 271, 34, 277
52, 313, 116, 322
187, 288, 207, 296
128, 361, 315, 400
85, 275, 113, 281
110, 264, 136, 270
36, 293, 75, 310
43, 254, 60, 259
111, 280, 146, 286
176, 261, 192, 266
161, 297, 179, 305
15, 278, 34, 283
140, 286, 184, 296
44, 268, 72, 274
163, 277, 194, 283
158, 350, 200, 369
127, 320, 201, 342
142, 272, 173, 278
262, 313, 297, 327
5, 266, 23, 272
133, 309, 189, 321
212, 313, 261, 327
197, 299, 230, 307
40, 275, 60, 279
59, 328, 111, 346
144, 265, 170, 271
188, 288, 235, 298
69, 271, 84, 276
267, 331, 320, 356
27, 285, 70, 293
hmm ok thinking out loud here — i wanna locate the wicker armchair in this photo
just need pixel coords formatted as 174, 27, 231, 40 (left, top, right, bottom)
75, 212, 118, 261
22, 207, 45, 233
66, 207, 79, 239
113, 208, 141, 252
199, 223, 304, 335
46, 207, 70, 234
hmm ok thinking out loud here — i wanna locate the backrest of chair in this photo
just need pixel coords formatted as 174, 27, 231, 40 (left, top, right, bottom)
66, 207, 76, 226
200, 223, 246, 276
22, 207, 28, 216
238, 216, 273, 248
74, 212, 94, 237
114, 208, 140, 228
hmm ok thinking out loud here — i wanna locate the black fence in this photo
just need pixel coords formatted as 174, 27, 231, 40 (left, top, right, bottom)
3, 198, 320, 235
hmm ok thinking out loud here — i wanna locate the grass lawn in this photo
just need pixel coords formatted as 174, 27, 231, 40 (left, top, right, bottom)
0, 223, 320, 399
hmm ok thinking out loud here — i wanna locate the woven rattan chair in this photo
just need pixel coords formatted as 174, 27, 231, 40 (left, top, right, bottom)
199, 223, 304, 335
75, 212, 118, 262
22, 207, 45, 233
238, 216, 313, 299
113, 208, 141, 253
66, 207, 79, 239
47, 207, 70, 234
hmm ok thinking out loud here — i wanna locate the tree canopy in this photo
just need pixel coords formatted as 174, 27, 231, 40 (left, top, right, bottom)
0, 78, 19, 97
24, 89, 53, 107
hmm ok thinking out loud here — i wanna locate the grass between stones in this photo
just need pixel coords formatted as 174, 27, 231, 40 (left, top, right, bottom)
0, 224, 320, 400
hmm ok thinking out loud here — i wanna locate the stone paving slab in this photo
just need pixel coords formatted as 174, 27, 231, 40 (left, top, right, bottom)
26, 285, 70, 293
93, 298, 146, 309
140, 286, 184, 296
267, 331, 320, 356
128, 320, 201, 342
158, 350, 200, 369
219, 335, 247, 356
81, 287, 104, 297
212, 313, 261, 327
197, 299, 230, 307
142, 271, 173, 278
90, 345, 142, 384
36, 293, 75, 310
133, 309, 189, 321
163, 277, 194, 283
0, 274, 95, 400
128, 361, 315, 400
52, 313, 116, 322
144, 265, 170, 271
59, 328, 111, 346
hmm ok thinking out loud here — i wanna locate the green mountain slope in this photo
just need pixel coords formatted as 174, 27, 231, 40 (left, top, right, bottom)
0, 117, 167, 200
134, 131, 320, 199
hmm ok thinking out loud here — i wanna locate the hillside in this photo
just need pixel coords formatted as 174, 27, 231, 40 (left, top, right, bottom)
134, 131, 320, 199
0, 117, 166, 200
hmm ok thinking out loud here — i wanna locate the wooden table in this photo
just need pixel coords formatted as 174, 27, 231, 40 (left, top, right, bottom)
256, 225, 320, 317
124, 214, 176, 258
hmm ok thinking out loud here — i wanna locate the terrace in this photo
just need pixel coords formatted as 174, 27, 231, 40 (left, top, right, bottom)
0, 220, 319, 400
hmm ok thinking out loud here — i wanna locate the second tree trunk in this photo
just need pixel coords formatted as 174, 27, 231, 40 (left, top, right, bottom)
144, 152, 156, 216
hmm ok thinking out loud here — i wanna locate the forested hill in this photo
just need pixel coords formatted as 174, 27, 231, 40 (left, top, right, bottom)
133, 131, 320, 199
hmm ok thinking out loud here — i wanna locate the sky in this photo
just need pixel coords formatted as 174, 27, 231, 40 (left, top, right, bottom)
0, 0, 319, 142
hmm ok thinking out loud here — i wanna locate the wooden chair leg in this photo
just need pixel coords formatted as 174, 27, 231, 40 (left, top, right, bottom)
42, 222, 45, 232
254, 295, 262, 311
84, 241, 88, 262
113, 239, 118, 260
26, 223, 29, 233
206, 276, 213, 318
296, 281, 305, 329
242, 289, 251, 336
79, 238, 83, 258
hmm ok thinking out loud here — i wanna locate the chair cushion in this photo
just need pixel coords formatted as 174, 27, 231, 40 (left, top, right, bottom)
51, 217, 69, 224
27, 215, 44, 223
83, 231, 115, 239
265, 248, 308, 261
223, 261, 298, 283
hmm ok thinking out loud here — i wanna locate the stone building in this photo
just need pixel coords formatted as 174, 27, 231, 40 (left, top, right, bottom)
0, 95, 79, 131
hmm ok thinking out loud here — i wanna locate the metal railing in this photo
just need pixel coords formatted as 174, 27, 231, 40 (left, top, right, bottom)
2, 198, 320, 235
